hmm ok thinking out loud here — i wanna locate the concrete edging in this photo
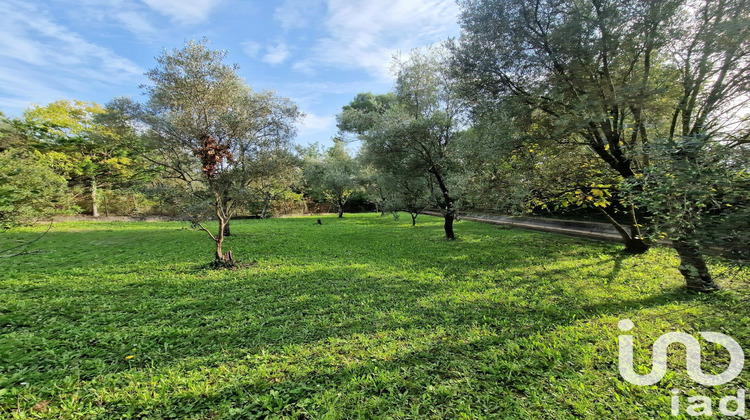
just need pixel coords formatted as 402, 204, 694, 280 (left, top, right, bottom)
423, 211, 626, 243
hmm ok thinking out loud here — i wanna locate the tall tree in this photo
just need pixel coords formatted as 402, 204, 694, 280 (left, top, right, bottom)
23, 100, 141, 218
142, 39, 301, 266
303, 139, 362, 218
341, 47, 467, 239
453, 0, 750, 290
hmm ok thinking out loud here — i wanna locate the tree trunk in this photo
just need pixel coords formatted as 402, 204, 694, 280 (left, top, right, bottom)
411, 213, 417, 226
221, 195, 232, 236
624, 237, 650, 253
431, 171, 456, 240
594, 206, 649, 253
672, 240, 719, 292
210, 192, 234, 269
215, 235, 225, 262
337, 198, 344, 218
444, 212, 455, 239
212, 219, 234, 268
91, 178, 99, 218
261, 193, 271, 219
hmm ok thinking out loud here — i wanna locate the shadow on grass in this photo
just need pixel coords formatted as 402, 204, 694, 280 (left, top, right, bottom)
0, 215, 746, 417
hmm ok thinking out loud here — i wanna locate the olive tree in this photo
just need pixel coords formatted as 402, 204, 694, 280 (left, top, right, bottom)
303, 139, 361, 218
453, 0, 750, 290
340, 47, 467, 239
142, 39, 301, 266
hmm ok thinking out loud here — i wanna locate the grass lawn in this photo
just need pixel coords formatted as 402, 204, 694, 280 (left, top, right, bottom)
1, 213, 748, 419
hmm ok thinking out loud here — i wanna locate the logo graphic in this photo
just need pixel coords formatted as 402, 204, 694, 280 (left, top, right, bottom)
618, 319, 744, 386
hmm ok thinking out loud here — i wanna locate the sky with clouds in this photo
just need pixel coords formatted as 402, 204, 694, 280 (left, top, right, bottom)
0, 0, 461, 146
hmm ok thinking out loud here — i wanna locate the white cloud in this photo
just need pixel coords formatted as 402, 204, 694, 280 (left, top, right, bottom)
273, 0, 326, 30
241, 41, 261, 58
297, 111, 336, 139
0, 1, 143, 113
263, 42, 291, 65
140, 0, 222, 24
0, 3, 142, 80
243, 40, 291, 65
291, 60, 317, 76
294, 0, 460, 80
0, 31, 45, 66
49, 0, 161, 42
114, 10, 159, 39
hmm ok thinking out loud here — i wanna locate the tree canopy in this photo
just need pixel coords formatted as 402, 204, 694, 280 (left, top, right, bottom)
142, 39, 301, 265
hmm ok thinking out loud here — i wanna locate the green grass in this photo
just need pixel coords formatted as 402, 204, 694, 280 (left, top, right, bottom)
1, 213, 748, 419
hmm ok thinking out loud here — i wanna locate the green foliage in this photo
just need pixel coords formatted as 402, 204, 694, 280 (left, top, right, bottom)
22, 99, 150, 216
360, 148, 433, 223
143, 39, 301, 221
454, 0, 750, 280
457, 121, 620, 216
0, 113, 31, 152
1, 215, 748, 418
337, 92, 397, 137
341, 47, 467, 237
627, 139, 750, 262
453, 0, 750, 198
302, 140, 362, 216
141, 38, 301, 261
245, 148, 301, 218
0, 150, 70, 228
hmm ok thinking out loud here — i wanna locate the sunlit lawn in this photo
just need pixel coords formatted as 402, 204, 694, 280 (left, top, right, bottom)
1, 213, 748, 419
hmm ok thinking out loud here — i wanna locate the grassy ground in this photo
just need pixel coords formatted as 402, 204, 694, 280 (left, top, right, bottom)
1, 213, 748, 419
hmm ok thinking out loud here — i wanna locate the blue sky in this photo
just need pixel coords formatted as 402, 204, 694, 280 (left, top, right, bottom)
0, 0, 461, 146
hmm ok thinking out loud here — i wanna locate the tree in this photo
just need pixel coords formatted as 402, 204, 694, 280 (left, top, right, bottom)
142, 39, 301, 266
0, 112, 31, 152
341, 47, 467, 239
0, 149, 69, 229
383, 172, 433, 226
22, 100, 143, 218
453, 0, 750, 290
626, 139, 750, 283
359, 164, 388, 216
303, 139, 362, 218
460, 122, 627, 222
338, 92, 398, 138
245, 147, 300, 220
360, 130, 434, 226
97, 98, 161, 217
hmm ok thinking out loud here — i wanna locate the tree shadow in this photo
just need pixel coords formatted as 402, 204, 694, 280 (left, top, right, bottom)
1, 216, 746, 417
